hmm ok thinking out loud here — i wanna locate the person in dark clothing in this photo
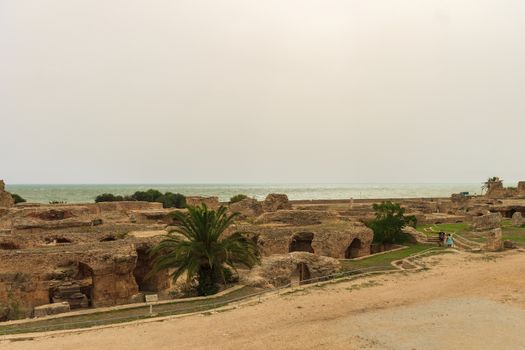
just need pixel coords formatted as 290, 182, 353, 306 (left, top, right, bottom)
438, 231, 445, 247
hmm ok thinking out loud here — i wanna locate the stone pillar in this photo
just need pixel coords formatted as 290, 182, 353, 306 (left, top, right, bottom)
512, 212, 524, 226
0, 180, 14, 208
517, 182, 525, 197
485, 228, 503, 251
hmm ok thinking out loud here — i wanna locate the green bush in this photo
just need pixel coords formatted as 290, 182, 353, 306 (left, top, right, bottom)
230, 194, 248, 203
158, 192, 186, 209
130, 189, 163, 202
367, 201, 417, 244
11, 194, 26, 204
95, 193, 124, 202
95, 190, 186, 209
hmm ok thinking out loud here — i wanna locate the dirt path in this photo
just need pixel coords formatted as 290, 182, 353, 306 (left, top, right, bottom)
2, 250, 525, 350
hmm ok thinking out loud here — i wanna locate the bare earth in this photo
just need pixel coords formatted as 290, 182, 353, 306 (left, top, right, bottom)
2, 250, 525, 350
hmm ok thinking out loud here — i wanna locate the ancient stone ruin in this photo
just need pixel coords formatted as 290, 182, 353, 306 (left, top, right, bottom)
471, 213, 502, 231
0, 180, 14, 208
1, 178, 525, 321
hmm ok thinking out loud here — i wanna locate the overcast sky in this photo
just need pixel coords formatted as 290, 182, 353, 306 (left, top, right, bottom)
1, 0, 524, 184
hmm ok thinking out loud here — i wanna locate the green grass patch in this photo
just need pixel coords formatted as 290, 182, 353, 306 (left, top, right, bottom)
500, 220, 525, 246
0, 286, 262, 336
416, 223, 470, 236
340, 244, 439, 271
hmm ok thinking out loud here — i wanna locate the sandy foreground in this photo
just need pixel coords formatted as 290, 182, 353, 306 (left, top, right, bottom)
2, 250, 525, 350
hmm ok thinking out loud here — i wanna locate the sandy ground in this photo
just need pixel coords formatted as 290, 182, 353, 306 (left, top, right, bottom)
2, 250, 525, 350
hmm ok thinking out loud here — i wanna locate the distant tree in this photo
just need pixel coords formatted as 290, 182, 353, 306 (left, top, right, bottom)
95, 190, 186, 208
11, 194, 26, 204
95, 193, 124, 202
150, 205, 260, 296
368, 201, 417, 244
229, 194, 248, 204
131, 189, 163, 202
158, 192, 186, 209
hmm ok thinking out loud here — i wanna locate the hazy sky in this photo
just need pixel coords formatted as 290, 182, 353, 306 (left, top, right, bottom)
1, 0, 524, 184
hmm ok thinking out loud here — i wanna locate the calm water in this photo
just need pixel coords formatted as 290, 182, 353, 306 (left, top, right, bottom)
5, 184, 482, 204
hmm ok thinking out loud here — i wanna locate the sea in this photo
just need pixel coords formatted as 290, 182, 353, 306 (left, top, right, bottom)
5, 183, 482, 204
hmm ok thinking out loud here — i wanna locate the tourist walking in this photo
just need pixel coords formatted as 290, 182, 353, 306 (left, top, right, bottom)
438, 231, 445, 247
446, 233, 454, 248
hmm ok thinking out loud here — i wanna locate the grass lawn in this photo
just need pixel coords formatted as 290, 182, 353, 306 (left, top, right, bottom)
501, 220, 525, 245
0, 286, 263, 336
417, 221, 525, 247
340, 243, 441, 271
416, 223, 470, 236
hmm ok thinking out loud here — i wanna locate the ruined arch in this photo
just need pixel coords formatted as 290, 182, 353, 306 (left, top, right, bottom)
49, 261, 94, 308
76, 262, 94, 307
345, 238, 362, 259
133, 246, 170, 293
289, 232, 314, 253
506, 208, 517, 218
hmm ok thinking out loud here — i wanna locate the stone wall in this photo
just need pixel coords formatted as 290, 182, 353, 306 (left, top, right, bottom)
186, 196, 220, 209
263, 193, 292, 212
485, 228, 503, 251
228, 198, 263, 218
239, 221, 373, 259
471, 213, 502, 231
241, 252, 341, 288
518, 182, 525, 197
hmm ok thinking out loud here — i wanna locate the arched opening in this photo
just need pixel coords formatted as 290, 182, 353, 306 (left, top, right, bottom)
289, 232, 314, 253
506, 209, 517, 218
133, 247, 152, 292
345, 238, 362, 259
133, 246, 169, 293
75, 262, 94, 308
290, 263, 311, 286
50, 262, 93, 309
0, 242, 20, 250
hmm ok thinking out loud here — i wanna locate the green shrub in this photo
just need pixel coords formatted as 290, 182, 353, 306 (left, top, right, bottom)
230, 194, 248, 203
11, 194, 26, 204
95, 193, 124, 202
158, 192, 186, 209
130, 189, 163, 202
367, 201, 417, 244
94, 190, 186, 208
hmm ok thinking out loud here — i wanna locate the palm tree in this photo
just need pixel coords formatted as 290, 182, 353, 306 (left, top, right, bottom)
150, 204, 260, 296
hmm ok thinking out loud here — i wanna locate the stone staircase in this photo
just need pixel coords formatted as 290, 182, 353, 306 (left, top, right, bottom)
51, 282, 89, 309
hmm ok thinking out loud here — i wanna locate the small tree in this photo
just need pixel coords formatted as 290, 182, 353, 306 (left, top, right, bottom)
368, 201, 417, 244
229, 194, 248, 204
11, 194, 26, 204
158, 192, 186, 208
150, 205, 260, 296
